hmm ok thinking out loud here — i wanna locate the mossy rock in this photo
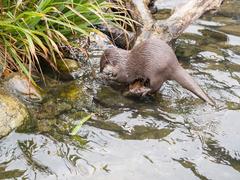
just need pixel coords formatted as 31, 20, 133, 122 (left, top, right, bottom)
218, 25, 240, 37
57, 58, 80, 73
0, 91, 29, 138
3, 73, 42, 102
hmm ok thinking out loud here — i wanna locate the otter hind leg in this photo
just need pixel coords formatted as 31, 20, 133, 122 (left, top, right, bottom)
149, 78, 164, 94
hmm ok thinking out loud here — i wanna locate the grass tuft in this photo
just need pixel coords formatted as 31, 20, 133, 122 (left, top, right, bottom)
0, 0, 134, 83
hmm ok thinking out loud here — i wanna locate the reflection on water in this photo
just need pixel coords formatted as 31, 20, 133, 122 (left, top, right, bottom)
1, 0, 240, 179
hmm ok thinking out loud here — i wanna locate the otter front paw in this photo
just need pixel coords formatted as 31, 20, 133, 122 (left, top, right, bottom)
129, 87, 151, 96
124, 80, 151, 96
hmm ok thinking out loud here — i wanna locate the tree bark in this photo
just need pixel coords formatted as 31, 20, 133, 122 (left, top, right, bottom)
132, 0, 224, 45
96, 0, 223, 49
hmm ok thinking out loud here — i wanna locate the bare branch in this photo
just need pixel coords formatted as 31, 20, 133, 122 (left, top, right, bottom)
152, 0, 224, 42
97, 0, 223, 48
131, 0, 223, 45
131, 0, 154, 27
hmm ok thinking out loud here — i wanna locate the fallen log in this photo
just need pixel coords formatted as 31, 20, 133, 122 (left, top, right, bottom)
97, 0, 223, 48
131, 0, 224, 44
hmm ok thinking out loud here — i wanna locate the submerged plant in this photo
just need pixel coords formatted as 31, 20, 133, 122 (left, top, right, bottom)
0, 0, 134, 83
70, 114, 92, 136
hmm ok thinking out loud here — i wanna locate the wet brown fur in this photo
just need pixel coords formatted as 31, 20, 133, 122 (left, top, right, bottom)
100, 38, 214, 105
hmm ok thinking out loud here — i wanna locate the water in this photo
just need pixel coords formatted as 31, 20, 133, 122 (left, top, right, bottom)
1, 0, 240, 179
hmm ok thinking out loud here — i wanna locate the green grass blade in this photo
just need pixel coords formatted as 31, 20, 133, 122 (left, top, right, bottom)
70, 114, 92, 136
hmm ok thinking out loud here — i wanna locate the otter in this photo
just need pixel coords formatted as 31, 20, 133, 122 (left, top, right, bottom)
100, 38, 214, 105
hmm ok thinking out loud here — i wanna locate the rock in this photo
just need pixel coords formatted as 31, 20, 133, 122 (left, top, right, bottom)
33, 81, 91, 120
218, 25, 240, 36
53, 58, 82, 81
153, 9, 172, 20
199, 29, 228, 42
0, 64, 3, 77
60, 37, 90, 61
0, 91, 29, 138
2, 73, 42, 103
57, 58, 81, 73
217, 0, 240, 17
230, 45, 240, 55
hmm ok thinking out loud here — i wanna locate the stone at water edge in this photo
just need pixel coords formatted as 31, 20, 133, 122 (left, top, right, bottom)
57, 58, 81, 73
0, 64, 3, 77
0, 91, 29, 138
3, 73, 42, 103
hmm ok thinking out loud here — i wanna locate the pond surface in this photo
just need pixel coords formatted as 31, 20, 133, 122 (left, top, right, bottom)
1, 0, 240, 179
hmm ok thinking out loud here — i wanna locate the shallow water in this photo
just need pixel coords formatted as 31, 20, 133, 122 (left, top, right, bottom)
1, 0, 240, 179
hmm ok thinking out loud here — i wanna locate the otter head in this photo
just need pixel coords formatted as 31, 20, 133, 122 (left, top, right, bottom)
100, 47, 128, 83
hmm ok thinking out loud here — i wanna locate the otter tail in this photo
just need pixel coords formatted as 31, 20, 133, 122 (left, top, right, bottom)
171, 66, 215, 106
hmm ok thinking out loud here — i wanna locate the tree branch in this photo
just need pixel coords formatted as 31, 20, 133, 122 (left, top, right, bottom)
127, 0, 224, 45
152, 0, 224, 42
94, 0, 224, 48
